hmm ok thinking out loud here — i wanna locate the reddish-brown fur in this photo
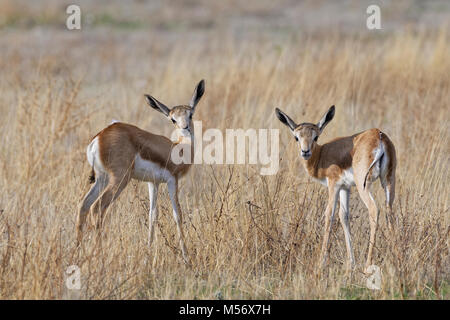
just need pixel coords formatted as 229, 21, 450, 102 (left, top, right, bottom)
276, 106, 397, 273
77, 80, 205, 266
304, 128, 396, 185
96, 122, 193, 179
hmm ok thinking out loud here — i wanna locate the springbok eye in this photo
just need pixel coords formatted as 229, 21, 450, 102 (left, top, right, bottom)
314, 136, 318, 142
171, 118, 176, 124
189, 114, 193, 119
295, 136, 299, 141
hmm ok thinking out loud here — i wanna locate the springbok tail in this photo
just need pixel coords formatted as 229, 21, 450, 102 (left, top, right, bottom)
363, 132, 385, 189
88, 153, 96, 184
89, 167, 96, 184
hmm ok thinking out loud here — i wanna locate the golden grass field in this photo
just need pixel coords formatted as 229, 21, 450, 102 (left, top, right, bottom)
0, 0, 448, 299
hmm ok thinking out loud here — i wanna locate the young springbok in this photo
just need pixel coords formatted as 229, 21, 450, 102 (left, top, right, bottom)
275, 106, 396, 272
77, 80, 205, 263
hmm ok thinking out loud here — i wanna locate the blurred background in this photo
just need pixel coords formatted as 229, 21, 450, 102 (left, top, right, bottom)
0, 0, 448, 299
1, 0, 449, 32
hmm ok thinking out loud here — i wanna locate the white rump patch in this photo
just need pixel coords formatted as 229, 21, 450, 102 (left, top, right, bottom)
370, 145, 384, 179
380, 149, 389, 176
86, 137, 105, 173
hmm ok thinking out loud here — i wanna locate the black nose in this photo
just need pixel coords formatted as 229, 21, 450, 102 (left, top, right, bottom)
301, 149, 310, 154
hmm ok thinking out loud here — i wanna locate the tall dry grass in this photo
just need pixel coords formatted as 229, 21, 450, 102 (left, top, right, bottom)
0, 23, 449, 298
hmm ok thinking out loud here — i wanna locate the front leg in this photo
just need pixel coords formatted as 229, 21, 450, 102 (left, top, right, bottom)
319, 182, 340, 269
148, 182, 159, 247
338, 188, 355, 272
167, 177, 190, 265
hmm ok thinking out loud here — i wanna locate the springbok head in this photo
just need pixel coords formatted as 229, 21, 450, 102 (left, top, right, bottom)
145, 79, 205, 136
275, 105, 335, 160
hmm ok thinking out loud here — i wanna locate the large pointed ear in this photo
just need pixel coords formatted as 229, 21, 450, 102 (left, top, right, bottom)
317, 105, 335, 133
189, 79, 205, 111
275, 108, 297, 131
145, 94, 171, 117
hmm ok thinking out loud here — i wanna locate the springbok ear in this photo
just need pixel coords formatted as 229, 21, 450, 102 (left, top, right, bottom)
275, 108, 297, 131
145, 94, 171, 117
317, 105, 335, 133
189, 79, 205, 111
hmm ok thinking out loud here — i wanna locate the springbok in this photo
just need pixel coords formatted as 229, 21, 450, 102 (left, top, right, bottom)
275, 106, 396, 272
77, 80, 205, 264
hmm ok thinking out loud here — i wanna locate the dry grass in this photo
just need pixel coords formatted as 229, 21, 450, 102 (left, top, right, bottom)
0, 1, 449, 300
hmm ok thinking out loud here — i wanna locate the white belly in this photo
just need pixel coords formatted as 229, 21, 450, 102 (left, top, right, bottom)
340, 168, 355, 187
132, 154, 173, 183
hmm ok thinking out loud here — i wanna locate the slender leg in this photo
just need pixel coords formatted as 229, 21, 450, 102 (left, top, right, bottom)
319, 182, 340, 269
76, 173, 108, 243
167, 178, 189, 264
384, 170, 396, 232
148, 182, 159, 247
338, 188, 355, 271
91, 172, 131, 230
356, 182, 379, 271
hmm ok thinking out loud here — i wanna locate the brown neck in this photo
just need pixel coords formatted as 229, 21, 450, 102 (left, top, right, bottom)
301, 144, 322, 179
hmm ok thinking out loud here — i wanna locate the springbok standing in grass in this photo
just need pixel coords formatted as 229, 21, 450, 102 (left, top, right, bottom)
275, 106, 396, 272
77, 80, 205, 264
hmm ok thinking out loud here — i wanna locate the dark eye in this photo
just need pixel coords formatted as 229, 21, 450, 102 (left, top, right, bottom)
314, 136, 318, 142
189, 114, 193, 119
295, 136, 298, 141
171, 118, 176, 124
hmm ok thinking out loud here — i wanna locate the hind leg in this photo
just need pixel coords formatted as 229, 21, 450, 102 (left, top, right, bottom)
384, 169, 396, 232
380, 135, 397, 232
77, 173, 108, 243
356, 180, 379, 271
90, 171, 131, 230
